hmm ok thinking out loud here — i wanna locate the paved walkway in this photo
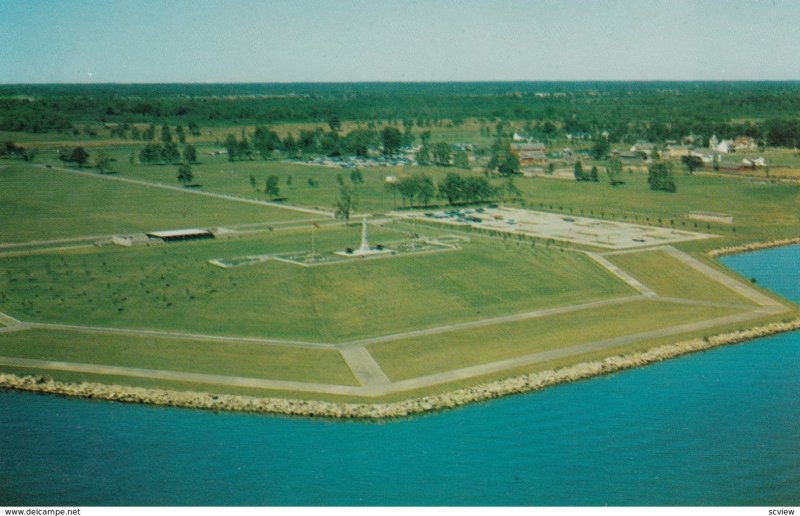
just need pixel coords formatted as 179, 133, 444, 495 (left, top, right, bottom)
26, 321, 333, 350
661, 246, 783, 308
585, 252, 656, 297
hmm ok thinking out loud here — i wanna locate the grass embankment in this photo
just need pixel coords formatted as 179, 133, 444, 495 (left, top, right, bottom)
0, 164, 307, 243
605, 250, 757, 305
0, 329, 357, 386
369, 300, 744, 380
0, 227, 632, 341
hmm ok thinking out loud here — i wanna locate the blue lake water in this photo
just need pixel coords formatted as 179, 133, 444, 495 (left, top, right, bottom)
1, 247, 800, 506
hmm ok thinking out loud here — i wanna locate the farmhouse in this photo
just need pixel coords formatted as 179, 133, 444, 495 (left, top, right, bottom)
510, 141, 547, 165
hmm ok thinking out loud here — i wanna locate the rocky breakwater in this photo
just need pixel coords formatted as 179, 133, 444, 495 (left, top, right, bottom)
3, 319, 800, 419
708, 237, 800, 258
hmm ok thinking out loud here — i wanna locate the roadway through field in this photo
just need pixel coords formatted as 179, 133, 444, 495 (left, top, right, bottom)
0, 247, 791, 397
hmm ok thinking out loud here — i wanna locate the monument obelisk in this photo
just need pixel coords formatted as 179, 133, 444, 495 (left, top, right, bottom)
359, 216, 370, 252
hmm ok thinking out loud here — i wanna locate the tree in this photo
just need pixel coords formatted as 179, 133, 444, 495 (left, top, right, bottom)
401, 128, 415, 148
69, 146, 89, 168
497, 152, 520, 176
396, 174, 434, 207
681, 154, 703, 174
607, 158, 624, 186
432, 142, 451, 166
502, 177, 523, 202
320, 131, 342, 156
574, 161, 584, 181
415, 145, 431, 165
420, 130, 432, 147
160, 124, 172, 144
416, 174, 435, 207
183, 144, 197, 164
177, 164, 193, 186
328, 116, 341, 132
453, 149, 470, 169
648, 162, 677, 192
93, 151, 112, 174
175, 125, 186, 144
343, 128, 377, 157
335, 178, 357, 224
160, 142, 180, 163
591, 138, 611, 160
350, 168, 364, 184
265, 175, 280, 199
547, 162, 555, 175
249, 175, 257, 191
438, 173, 465, 205
381, 126, 402, 156
589, 165, 599, 182
237, 137, 251, 160
224, 134, 238, 161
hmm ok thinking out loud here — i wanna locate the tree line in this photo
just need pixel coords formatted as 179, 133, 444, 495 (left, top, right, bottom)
4, 83, 800, 149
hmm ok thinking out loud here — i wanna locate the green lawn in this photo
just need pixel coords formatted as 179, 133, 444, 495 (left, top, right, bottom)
0, 329, 357, 386
606, 250, 758, 306
0, 225, 633, 342
96, 148, 481, 214
0, 164, 310, 243
369, 300, 744, 381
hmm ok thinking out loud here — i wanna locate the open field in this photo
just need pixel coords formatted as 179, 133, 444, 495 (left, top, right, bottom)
0, 224, 633, 341
0, 164, 311, 242
2, 125, 800, 411
605, 250, 758, 305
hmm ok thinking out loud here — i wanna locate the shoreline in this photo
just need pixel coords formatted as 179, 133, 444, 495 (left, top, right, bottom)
3, 317, 800, 420
707, 237, 800, 258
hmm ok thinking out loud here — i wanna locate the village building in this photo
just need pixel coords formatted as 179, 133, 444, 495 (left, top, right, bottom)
630, 141, 656, 157
510, 141, 548, 166
735, 136, 758, 152
664, 144, 691, 159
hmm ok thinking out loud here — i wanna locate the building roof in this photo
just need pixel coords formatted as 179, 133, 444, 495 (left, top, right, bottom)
511, 142, 546, 151
147, 228, 213, 239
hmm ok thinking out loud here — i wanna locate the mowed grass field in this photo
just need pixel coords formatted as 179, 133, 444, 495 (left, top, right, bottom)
606, 250, 757, 306
45, 143, 800, 250
0, 163, 310, 243
369, 300, 745, 380
85, 148, 475, 215
0, 224, 633, 342
0, 329, 357, 385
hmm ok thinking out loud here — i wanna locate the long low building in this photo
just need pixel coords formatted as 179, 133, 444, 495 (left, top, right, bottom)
146, 228, 215, 242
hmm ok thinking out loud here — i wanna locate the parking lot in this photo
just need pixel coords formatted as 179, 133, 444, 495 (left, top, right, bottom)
397, 206, 714, 250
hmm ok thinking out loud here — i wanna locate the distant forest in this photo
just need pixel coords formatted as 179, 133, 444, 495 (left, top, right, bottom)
3, 82, 800, 146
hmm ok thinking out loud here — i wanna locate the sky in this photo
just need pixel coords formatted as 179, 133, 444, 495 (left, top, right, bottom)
1, 0, 799, 83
